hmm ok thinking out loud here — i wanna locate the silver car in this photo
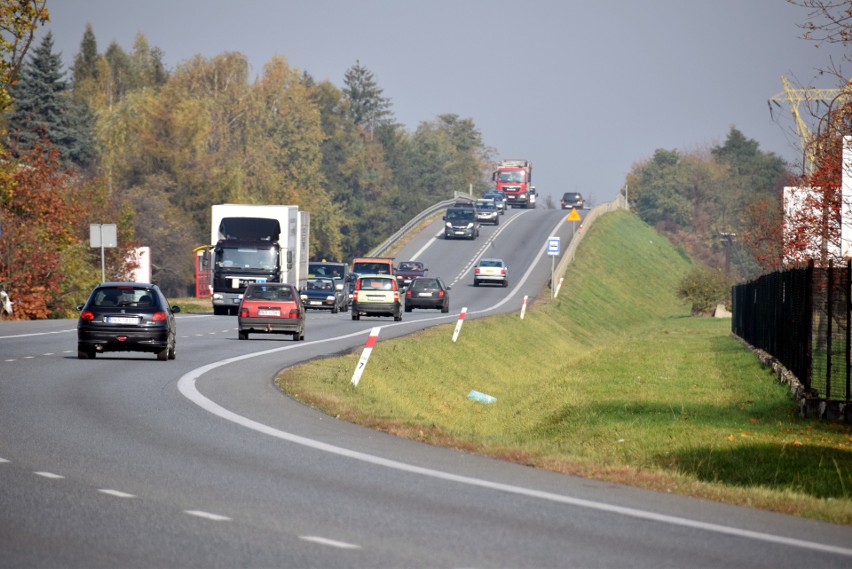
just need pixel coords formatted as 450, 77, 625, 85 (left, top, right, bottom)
473, 258, 508, 287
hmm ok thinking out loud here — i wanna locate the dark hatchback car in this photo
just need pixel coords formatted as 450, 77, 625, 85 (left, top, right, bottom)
561, 192, 585, 209
77, 282, 180, 360
404, 277, 451, 313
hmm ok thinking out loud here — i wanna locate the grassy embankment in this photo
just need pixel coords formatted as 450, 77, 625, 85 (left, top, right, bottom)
275, 210, 852, 524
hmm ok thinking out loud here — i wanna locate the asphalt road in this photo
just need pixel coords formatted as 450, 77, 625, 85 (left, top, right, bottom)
2, 207, 851, 568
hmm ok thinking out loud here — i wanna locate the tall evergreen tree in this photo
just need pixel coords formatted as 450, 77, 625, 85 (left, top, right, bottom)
71, 23, 98, 88
7, 32, 95, 170
342, 60, 393, 135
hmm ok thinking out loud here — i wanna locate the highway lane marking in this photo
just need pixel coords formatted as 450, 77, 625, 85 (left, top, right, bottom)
299, 536, 361, 549
34, 471, 64, 479
184, 510, 231, 521
98, 489, 136, 498
0, 457, 9, 463
178, 337, 852, 558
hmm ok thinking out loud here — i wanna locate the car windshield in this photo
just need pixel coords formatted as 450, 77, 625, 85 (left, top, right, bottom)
446, 209, 475, 221
352, 262, 391, 274
498, 170, 525, 183
216, 246, 277, 270
245, 285, 292, 301
306, 278, 334, 291
92, 287, 156, 307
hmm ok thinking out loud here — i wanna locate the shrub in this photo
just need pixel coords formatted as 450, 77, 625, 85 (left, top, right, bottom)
677, 265, 732, 316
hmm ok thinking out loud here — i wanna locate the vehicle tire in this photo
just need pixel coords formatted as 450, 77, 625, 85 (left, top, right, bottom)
331, 304, 338, 314
213, 306, 227, 316
157, 347, 168, 361
168, 341, 176, 360
238, 330, 248, 340
474, 279, 479, 287
394, 312, 402, 322
405, 304, 412, 312
441, 303, 449, 313
494, 217, 499, 225
352, 312, 359, 321
502, 280, 508, 288
296, 329, 305, 341
77, 347, 94, 359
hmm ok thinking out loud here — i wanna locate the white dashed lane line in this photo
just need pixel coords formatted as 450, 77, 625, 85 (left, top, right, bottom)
299, 536, 362, 549
184, 510, 231, 522
34, 471, 64, 479
98, 489, 136, 498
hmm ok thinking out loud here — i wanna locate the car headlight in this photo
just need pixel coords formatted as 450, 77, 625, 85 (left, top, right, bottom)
212, 293, 223, 301
326, 295, 335, 301
445, 222, 453, 228
467, 223, 474, 229
300, 294, 308, 300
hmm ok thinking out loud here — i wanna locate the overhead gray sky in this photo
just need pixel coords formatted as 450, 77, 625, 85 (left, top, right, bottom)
42, 0, 847, 206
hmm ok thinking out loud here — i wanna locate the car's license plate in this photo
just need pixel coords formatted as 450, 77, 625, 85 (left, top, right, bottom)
258, 309, 280, 316
309, 301, 321, 305
107, 316, 138, 324
367, 295, 384, 301
418, 292, 433, 297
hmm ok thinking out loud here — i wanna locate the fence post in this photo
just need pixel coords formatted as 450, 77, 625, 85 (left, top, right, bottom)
805, 260, 814, 393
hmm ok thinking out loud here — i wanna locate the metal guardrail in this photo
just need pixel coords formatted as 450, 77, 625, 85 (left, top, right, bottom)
369, 191, 475, 257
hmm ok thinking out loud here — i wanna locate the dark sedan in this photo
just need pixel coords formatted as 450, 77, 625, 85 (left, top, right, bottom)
299, 277, 347, 313
404, 277, 450, 313
77, 282, 180, 360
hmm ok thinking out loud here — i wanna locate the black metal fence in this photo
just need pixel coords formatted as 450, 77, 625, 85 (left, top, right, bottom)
732, 260, 852, 420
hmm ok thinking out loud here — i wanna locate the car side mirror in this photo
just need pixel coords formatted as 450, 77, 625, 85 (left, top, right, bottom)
76, 304, 84, 311
172, 305, 181, 313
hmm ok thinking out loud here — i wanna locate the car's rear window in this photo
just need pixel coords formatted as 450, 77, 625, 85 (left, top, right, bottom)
92, 287, 157, 307
360, 278, 394, 291
479, 260, 502, 267
245, 285, 293, 301
411, 279, 439, 291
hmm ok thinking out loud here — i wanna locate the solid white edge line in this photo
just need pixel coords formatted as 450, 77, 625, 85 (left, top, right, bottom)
299, 536, 362, 549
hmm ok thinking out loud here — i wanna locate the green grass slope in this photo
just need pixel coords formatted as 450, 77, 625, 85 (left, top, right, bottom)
278, 210, 852, 524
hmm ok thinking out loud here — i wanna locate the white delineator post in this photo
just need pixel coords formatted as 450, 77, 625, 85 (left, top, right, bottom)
554, 277, 564, 298
452, 307, 467, 342
520, 295, 528, 319
842, 135, 852, 259
351, 327, 381, 387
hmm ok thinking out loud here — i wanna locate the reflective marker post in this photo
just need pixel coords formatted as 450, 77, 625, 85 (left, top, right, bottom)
520, 295, 528, 319
452, 307, 467, 342
351, 327, 381, 387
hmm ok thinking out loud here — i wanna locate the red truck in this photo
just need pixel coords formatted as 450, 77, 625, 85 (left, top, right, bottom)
492, 159, 536, 209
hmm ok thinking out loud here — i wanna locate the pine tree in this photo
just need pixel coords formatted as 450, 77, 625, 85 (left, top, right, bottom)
6, 32, 95, 170
342, 60, 393, 135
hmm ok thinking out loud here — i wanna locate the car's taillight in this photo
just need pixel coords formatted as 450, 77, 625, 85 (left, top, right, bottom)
406, 289, 413, 298
240, 307, 249, 318
152, 311, 167, 322
501, 268, 506, 275
289, 308, 300, 318
475, 268, 481, 274
438, 290, 445, 298
81, 310, 95, 321
393, 291, 399, 302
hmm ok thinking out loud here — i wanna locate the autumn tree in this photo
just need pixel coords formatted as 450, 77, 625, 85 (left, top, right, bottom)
0, 0, 49, 113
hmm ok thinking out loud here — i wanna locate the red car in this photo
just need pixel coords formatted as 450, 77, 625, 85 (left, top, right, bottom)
237, 283, 305, 341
